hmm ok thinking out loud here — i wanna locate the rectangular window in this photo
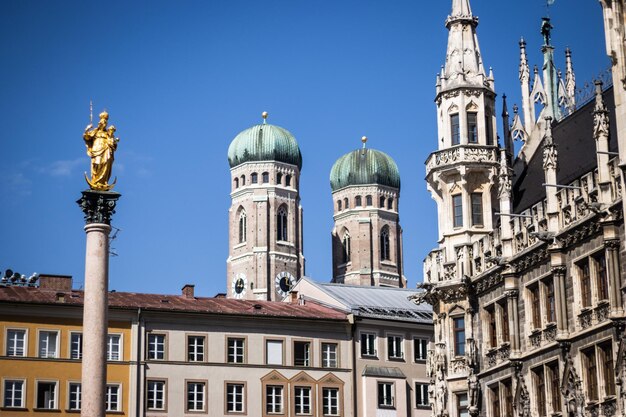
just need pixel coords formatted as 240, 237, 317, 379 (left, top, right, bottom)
601, 343, 616, 396
262, 172, 269, 183
487, 306, 497, 348
534, 367, 547, 417
467, 112, 478, 143
294, 341, 311, 366
361, 333, 376, 357
322, 343, 338, 368
500, 300, 510, 343
105, 385, 120, 412
457, 393, 469, 417
502, 380, 513, 416
387, 335, 404, 359
3, 380, 24, 408
485, 112, 493, 145
251, 173, 258, 184
187, 381, 205, 412
545, 279, 556, 323
322, 387, 339, 416
595, 252, 609, 301
147, 334, 165, 360
415, 382, 429, 406
36, 381, 57, 409
107, 334, 121, 361
548, 362, 561, 413
226, 383, 245, 413
377, 382, 394, 408
228, 338, 245, 363
453, 194, 463, 228
530, 285, 541, 329
68, 383, 81, 410
453, 317, 465, 356
70, 333, 82, 360
266, 385, 283, 414
6, 329, 25, 357
147, 380, 165, 410
580, 260, 592, 308
491, 385, 500, 417
294, 386, 311, 415
451, 114, 460, 145
38, 330, 58, 358
470, 193, 483, 226
266, 340, 283, 365
583, 348, 599, 401
414, 338, 428, 361
188, 335, 205, 362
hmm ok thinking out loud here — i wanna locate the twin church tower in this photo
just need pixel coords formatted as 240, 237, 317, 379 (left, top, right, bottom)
226, 114, 405, 300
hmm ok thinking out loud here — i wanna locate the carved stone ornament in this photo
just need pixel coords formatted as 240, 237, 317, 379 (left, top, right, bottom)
561, 351, 586, 417
77, 190, 121, 225
513, 365, 531, 417
543, 142, 558, 170
593, 81, 610, 138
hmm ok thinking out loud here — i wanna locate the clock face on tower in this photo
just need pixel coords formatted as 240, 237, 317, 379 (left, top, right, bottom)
274, 271, 296, 298
232, 273, 247, 299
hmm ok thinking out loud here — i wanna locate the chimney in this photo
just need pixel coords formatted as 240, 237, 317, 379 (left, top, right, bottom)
290, 291, 298, 304
182, 284, 195, 299
39, 274, 72, 291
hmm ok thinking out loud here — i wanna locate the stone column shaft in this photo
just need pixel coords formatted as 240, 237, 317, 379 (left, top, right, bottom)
552, 266, 568, 335
607, 242, 624, 315
507, 290, 521, 353
81, 223, 110, 417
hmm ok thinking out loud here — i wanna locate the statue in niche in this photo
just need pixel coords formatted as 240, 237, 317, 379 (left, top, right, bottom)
435, 369, 448, 416
468, 369, 480, 412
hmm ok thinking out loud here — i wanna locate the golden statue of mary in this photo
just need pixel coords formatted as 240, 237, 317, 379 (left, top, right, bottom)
83, 110, 119, 191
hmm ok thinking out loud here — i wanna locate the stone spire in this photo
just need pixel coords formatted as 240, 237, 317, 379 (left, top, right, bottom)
519, 38, 535, 130
439, 0, 492, 93
541, 17, 561, 120
502, 94, 513, 162
564, 48, 576, 112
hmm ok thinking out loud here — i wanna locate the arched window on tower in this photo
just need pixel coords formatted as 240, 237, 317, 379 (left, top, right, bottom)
380, 196, 385, 208
234, 177, 239, 188
380, 226, 390, 261
241, 175, 246, 186
387, 198, 393, 210
277, 206, 288, 241
355, 196, 362, 207
285, 175, 292, 186
251, 173, 258, 184
277, 173, 283, 185
238, 209, 247, 243
262, 172, 269, 183
337, 200, 342, 211
342, 232, 351, 264
344, 198, 349, 209
366, 195, 373, 206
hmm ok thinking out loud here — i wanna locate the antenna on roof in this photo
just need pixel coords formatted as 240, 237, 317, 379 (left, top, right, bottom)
109, 227, 121, 257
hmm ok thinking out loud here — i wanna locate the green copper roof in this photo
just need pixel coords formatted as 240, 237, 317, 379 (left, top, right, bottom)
330, 147, 400, 192
228, 123, 302, 169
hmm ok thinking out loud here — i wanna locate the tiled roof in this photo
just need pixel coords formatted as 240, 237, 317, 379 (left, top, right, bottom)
362, 365, 406, 378
0, 286, 347, 321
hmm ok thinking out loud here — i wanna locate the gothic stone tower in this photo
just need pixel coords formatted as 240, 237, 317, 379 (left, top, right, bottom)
329, 137, 405, 287
427, 0, 499, 268
226, 113, 305, 301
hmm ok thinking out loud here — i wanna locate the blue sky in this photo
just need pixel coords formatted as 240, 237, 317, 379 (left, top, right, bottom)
0, 1, 609, 296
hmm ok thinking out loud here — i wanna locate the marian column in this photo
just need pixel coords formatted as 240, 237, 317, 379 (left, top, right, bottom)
77, 109, 121, 417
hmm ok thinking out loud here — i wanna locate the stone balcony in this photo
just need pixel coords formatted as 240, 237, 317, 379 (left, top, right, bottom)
425, 145, 499, 178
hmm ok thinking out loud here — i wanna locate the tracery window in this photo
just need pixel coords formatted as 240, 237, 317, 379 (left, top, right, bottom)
238, 210, 247, 243
277, 206, 288, 241
380, 226, 390, 261
342, 232, 351, 264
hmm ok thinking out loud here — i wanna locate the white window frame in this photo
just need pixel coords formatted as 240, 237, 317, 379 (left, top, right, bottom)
38, 330, 59, 358
228, 337, 245, 364
5, 328, 26, 357
146, 380, 166, 411
377, 381, 394, 409
186, 381, 206, 412
322, 342, 338, 368
35, 379, 58, 410
265, 339, 284, 365
67, 381, 81, 411
105, 384, 121, 412
293, 340, 311, 367
3, 378, 25, 408
188, 335, 205, 362
147, 333, 165, 360
107, 334, 122, 361
322, 387, 339, 416
266, 385, 284, 414
360, 332, 377, 357
387, 334, 404, 360
69, 332, 82, 360
415, 382, 429, 406
226, 383, 245, 413
413, 338, 428, 361
294, 386, 312, 415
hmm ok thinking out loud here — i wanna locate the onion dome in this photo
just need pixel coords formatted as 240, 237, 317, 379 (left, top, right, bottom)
330, 136, 400, 192
227, 112, 302, 169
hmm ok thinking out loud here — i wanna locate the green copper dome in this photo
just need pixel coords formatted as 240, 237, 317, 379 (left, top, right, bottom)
330, 147, 400, 192
228, 122, 302, 169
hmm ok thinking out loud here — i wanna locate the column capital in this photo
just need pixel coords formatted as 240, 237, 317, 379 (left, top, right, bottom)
605, 239, 621, 249
550, 265, 567, 275
77, 190, 121, 225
